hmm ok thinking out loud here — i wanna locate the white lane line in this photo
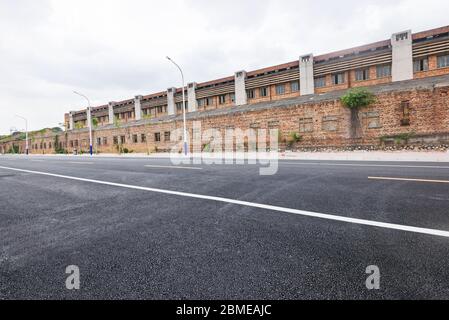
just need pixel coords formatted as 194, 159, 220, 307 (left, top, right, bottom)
282, 162, 449, 169
144, 165, 202, 170
369, 176, 449, 184
30, 160, 45, 162
68, 161, 94, 165
1, 165, 449, 239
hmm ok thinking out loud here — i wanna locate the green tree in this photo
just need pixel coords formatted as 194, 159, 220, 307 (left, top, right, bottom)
341, 88, 376, 139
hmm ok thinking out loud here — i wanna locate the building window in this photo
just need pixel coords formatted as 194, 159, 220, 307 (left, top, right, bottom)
247, 89, 255, 99
97, 137, 102, 146
141, 134, 146, 143
414, 58, 429, 72
154, 132, 161, 142
164, 131, 171, 142
376, 64, 391, 78
299, 117, 313, 133
132, 134, 138, 143
74, 140, 78, 147
275, 84, 286, 95
401, 101, 411, 126
198, 98, 212, 108
332, 73, 345, 85
268, 120, 280, 128
176, 101, 188, 111
322, 116, 338, 132
314, 77, 326, 88
437, 54, 449, 68
113, 136, 118, 145
355, 68, 370, 81
70, 141, 74, 148
291, 81, 299, 92
103, 137, 108, 145
363, 111, 381, 129
120, 136, 126, 144
260, 87, 269, 97
219, 95, 226, 104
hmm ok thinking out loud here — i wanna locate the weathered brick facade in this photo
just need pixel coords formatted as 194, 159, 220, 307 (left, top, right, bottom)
4, 75, 448, 155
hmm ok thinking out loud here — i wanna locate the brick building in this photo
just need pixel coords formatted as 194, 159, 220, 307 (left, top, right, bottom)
2, 26, 449, 154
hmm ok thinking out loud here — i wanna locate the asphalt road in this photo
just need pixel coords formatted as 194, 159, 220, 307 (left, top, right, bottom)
1, 154, 449, 299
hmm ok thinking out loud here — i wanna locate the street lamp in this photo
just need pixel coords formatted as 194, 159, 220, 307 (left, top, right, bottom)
166, 56, 188, 156
15, 115, 29, 155
73, 91, 93, 156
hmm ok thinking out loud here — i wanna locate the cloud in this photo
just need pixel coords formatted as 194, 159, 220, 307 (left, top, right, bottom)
1, 0, 448, 134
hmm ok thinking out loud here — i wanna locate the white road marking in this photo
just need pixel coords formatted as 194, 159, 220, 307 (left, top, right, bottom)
369, 176, 449, 184
282, 162, 449, 169
68, 161, 94, 165
30, 160, 45, 162
144, 165, 202, 170
1, 165, 449, 239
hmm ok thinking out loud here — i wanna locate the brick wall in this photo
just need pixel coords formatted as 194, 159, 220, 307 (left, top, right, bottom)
4, 80, 449, 155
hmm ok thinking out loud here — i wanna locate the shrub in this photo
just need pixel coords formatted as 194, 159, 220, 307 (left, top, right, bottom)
341, 88, 376, 109
287, 132, 302, 147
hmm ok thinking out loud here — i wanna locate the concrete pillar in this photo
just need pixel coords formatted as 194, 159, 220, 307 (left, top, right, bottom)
167, 87, 176, 116
108, 102, 115, 124
187, 82, 197, 112
134, 95, 143, 120
69, 112, 74, 131
86, 108, 92, 129
391, 30, 413, 82
300, 54, 314, 95
234, 70, 247, 106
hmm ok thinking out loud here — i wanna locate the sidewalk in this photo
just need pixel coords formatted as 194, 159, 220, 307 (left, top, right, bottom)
3, 150, 449, 162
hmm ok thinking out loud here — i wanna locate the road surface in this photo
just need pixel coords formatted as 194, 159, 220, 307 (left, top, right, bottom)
1, 155, 449, 299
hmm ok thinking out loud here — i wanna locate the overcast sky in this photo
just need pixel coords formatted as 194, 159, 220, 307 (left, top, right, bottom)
1, 0, 448, 134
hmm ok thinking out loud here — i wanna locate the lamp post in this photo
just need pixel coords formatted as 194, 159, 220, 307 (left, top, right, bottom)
166, 56, 188, 156
15, 115, 28, 155
73, 91, 93, 156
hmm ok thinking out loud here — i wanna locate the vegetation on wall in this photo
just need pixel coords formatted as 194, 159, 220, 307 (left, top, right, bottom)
287, 132, 302, 148
92, 117, 99, 128
54, 134, 66, 154
380, 132, 416, 145
341, 88, 376, 139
